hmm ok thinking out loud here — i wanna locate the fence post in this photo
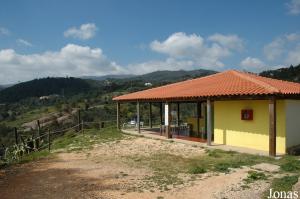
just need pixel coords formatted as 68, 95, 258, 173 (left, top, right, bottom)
37, 120, 41, 146
37, 120, 41, 136
78, 109, 81, 132
14, 127, 18, 145
81, 120, 84, 134
48, 129, 50, 152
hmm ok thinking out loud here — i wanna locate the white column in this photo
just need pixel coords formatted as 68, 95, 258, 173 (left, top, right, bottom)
165, 102, 171, 138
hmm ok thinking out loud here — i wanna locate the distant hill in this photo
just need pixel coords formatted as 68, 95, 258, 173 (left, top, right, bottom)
0, 69, 216, 103
82, 69, 216, 83
0, 77, 93, 103
260, 64, 300, 82
126, 69, 216, 83
81, 74, 136, 81
0, 84, 13, 91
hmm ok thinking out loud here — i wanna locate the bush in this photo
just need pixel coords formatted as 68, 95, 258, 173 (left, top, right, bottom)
244, 171, 267, 184
268, 175, 299, 192
281, 160, 300, 172
189, 166, 207, 174
214, 163, 231, 173
207, 150, 221, 158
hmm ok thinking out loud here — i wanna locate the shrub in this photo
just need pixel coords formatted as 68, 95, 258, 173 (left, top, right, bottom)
214, 163, 231, 173
189, 166, 207, 174
281, 160, 300, 172
207, 150, 221, 158
244, 171, 267, 184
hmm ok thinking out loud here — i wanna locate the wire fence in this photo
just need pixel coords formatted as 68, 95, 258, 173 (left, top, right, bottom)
0, 118, 116, 165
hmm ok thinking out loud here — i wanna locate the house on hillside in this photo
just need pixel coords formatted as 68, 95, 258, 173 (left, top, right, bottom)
113, 70, 300, 156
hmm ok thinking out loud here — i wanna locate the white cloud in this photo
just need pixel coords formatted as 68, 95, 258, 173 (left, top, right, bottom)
0, 27, 10, 36
240, 57, 265, 71
127, 58, 195, 75
263, 33, 300, 66
64, 23, 97, 40
0, 44, 125, 84
286, 0, 300, 15
150, 32, 204, 57
263, 38, 285, 61
16, 39, 33, 47
286, 44, 300, 65
208, 33, 244, 51
150, 32, 242, 69
285, 33, 300, 41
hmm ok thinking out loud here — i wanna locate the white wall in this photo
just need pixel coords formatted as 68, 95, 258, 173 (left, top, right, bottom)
286, 100, 300, 148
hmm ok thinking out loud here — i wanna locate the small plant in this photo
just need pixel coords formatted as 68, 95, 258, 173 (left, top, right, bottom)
3, 144, 26, 164
207, 150, 221, 158
244, 171, 267, 184
263, 175, 299, 197
189, 165, 207, 174
280, 160, 300, 172
214, 163, 231, 173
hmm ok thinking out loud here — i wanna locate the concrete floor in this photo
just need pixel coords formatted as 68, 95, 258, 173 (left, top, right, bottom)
122, 128, 283, 157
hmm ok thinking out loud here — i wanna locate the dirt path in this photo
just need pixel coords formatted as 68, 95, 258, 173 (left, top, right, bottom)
0, 137, 273, 199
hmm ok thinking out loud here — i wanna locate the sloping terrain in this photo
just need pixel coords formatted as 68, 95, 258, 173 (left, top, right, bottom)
0, 129, 299, 199
0, 77, 93, 103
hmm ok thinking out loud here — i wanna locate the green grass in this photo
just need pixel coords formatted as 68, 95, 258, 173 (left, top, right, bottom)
126, 149, 298, 191
19, 150, 52, 164
263, 175, 299, 198
188, 165, 207, 174
2, 106, 57, 127
130, 153, 188, 190
197, 149, 276, 173
2, 126, 299, 194
124, 149, 277, 190
271, 175, 299, 191
280, 156, 300, 173
214, 163, 232, 173
0, 150, 52, 168
243, 171, 267, 184
1, 127, 125, 168
51, 126, 126, 152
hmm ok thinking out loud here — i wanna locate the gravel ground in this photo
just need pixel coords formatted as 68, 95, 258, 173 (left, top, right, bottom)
0, 136, 280, 199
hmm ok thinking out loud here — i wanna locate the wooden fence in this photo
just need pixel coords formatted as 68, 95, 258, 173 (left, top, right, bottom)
0, 116, 116, 164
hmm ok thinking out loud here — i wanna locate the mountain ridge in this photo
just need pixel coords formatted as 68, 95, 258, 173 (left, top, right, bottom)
0, 77, 93, 103
259, 64, 300, 83
2, 65, 300, 103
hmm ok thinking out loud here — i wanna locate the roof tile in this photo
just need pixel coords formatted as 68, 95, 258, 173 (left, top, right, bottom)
113, 70, 300, 101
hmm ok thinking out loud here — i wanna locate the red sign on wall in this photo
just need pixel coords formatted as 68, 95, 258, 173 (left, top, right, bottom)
241, 109, 253, 120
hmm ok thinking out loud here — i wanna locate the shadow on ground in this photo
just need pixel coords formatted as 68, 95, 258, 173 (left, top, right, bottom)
0, 158, 121, 199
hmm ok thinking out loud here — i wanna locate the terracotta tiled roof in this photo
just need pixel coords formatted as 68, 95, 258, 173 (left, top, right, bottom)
113, 70, 300, 101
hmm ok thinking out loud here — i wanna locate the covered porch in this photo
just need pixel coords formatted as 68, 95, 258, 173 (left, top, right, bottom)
117, 99, 215, 145
111, 70, 296, 156
125, 126, 207, 143
121, 127, 272, 156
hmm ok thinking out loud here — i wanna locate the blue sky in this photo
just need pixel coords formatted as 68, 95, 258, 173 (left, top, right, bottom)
0, 0, 300, 84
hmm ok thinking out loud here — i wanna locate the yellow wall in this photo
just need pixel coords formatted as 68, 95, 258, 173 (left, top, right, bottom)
214, 100, 286, 154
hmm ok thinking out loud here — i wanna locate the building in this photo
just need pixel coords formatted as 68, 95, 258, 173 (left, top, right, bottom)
113, 70, 300, 156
